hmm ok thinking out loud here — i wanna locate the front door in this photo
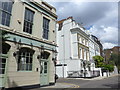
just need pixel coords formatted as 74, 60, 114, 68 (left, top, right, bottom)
0, 56, 7, 88
40, 60, 49, 86
40, 51, 50, 86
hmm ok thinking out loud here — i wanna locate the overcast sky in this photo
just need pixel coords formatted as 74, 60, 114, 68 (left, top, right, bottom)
44, 0, 118, 49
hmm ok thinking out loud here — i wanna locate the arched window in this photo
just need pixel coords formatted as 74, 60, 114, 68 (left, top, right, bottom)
17, 48, 34, 71
41, 51, 50, 59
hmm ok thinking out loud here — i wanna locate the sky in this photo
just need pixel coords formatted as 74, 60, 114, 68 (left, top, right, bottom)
44, 0, 118, 49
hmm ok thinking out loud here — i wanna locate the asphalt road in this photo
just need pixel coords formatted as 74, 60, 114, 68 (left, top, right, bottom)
56, 75, 120, 88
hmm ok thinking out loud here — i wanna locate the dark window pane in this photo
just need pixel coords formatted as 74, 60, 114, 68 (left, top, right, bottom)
26, 63, 29, 70
0, 1, 13, 26
23, 8, 34, 34
0, 1, 2, 9
0, 64, 2, 69
0, 69, 2, 74
2, 64, 5, 68
17, 48, 34, 71
2, 69, 5, 74
2, 59, 6, 63
30, 58, 32, 63
29, 64, 32, 70
43, 17, 49, 39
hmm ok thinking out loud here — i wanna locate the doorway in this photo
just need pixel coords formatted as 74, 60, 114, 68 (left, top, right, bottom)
40, 51, 50, 86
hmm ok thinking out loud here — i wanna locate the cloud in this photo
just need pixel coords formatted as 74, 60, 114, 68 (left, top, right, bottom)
103, 42, 117, 49
45, 1, 118, 49
89, 26, 118, 47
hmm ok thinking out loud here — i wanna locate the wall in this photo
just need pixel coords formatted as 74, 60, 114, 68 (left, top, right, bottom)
1, 0, 57, 88
10, 1, 56, 43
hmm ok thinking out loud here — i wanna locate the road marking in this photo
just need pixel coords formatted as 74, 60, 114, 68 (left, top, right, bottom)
61, 83, 80, 88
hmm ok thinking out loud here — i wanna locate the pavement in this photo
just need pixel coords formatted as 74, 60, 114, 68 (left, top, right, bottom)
41, 74, 119, 88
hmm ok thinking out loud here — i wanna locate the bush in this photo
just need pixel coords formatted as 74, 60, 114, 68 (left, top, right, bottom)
103, 64, 114, 72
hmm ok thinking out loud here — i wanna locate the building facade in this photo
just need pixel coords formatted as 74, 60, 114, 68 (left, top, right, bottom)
89, 35, 101, 77
56, 17, 102, 78
91, 35, 103, 57
56, 17, 96, 78
0, 0, 57, 88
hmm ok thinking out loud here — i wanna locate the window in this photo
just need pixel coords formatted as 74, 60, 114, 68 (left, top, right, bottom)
0, 58, 6, 74
44, 62, 47, 73
0, 0, 13, 26
82, 38, 85, 45
18, 48, 34, 71
43, 17, 50, 39
23, 8, 34, 34
79, 48, 82, 59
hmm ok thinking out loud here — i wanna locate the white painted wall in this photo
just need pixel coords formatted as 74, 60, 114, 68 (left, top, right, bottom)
56, 18, 102, 78
56, 66, 68, 78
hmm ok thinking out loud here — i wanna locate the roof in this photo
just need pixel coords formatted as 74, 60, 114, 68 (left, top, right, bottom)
57, 16, 73, 24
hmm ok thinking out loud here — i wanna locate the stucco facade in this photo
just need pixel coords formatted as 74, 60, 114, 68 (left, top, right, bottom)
56, 17, 102, 78
56, 17, 93, 78
0, 0, 57, 88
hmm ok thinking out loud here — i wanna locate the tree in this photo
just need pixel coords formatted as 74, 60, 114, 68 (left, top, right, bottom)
103, 64, 114, 72
93, 55, 114, 72
110, 53, 120, 71
93, 55, 104, 68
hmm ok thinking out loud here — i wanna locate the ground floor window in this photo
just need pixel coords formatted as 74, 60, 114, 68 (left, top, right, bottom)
0, 58, 6, 74
18, 48, 34, 71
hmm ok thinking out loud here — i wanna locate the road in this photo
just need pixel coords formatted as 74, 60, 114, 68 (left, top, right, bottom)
56, 75, 120, 88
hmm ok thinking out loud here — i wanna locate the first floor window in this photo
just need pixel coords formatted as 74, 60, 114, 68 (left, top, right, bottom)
18, 48, 34, 71
23, 8, 34, 34
43, 17, 50, 39
0, 0, 13, 26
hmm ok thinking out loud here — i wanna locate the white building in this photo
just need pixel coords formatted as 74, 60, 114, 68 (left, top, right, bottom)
56, 17, 102, 78
56, 17, 91, 78
89, 35, 102, 77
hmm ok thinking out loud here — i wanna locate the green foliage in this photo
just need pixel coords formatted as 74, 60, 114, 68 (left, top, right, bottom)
110, 53, 120, 71
93, 55, 104, 68
103, 64, 114, 72
93, 55, 115, 72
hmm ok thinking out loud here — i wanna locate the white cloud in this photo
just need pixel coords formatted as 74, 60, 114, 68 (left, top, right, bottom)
100, 27, 118, 44
44, 0, 119, 2
89, 26, 118, 46
103, 42, 117, 49
45, 1, 118, 49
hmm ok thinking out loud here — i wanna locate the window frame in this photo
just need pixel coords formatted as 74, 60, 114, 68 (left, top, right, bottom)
0, 0, 13, 27
23, 8, 34, 34
42, 17, 50, 40
17, 48, 34, 71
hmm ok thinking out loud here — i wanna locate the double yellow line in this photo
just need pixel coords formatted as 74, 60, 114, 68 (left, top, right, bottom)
61, 83, 80, 88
